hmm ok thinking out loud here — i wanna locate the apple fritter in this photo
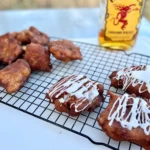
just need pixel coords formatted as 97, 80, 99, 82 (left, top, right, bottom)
0, 33, 22, 64
48, 40, 82, 62
24, 43, 52, 72
0, 59, 31, 93
28, 26, 49, 46
13, 30, 30, 45
109, 65, 150, 99
46, 74, 104, 116
98, 91, 150, 150
13, 26, 49, 46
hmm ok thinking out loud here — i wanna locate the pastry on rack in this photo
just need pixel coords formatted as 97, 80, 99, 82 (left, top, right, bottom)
48, 40, 82, 62
13, 30, 29, 45
98, 91, 150, 150
0, 33, 22, 64
109, 65, 150, 99
0, 59, 31, 93
13, 26, 49, 46
46, 74, 104, 116
24, 43, 52, 72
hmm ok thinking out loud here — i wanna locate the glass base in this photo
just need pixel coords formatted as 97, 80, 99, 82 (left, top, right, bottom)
98, 37, 135, 51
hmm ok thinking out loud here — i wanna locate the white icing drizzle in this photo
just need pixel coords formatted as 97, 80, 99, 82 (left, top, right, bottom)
114, 65, 150, 93
108, 93, 150, 135
48, 75, 100, 112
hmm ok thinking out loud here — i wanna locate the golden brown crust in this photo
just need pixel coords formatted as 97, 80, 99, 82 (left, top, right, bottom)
109, 65, 150, 99
27, 26, 49, 46
0, 33, 22, 64
24, 43, 52, 72
46, 75, 104, 116
52, 95, 103, 116
51, 92, 103, 117
48, 40, 82, 62
97, 91, 150, 150
13, 26, 49, 46
13, 30, 30, 45
0, 59, 31, 93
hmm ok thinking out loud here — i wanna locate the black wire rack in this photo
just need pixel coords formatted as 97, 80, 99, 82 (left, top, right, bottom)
0, 37, 148, 150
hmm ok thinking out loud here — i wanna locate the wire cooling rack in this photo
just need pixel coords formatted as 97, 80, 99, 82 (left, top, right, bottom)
0, 37, 148, 150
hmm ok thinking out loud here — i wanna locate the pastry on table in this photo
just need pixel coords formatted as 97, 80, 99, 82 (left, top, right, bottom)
98, 91, 150, 150
0, 33, 22, 64
0, 59, 31, 93
109, 65, 150, 99
46, 74, 104, 116
24, 43, 52, 72
48, 40, 82, 62
13, 26, 49, 46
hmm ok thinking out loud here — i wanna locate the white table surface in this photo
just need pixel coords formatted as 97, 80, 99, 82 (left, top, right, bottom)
0, 9, 150, 150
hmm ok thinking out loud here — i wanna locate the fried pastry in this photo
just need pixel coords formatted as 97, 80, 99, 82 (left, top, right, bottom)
46, 74, 104, 116
0, 33, 22, 64
48, 40, 82, 62
27, 26, 49, 46
98, 91, 150, 150
13, 30, 30, 45
24, 43, 52, 72
13, 26, 49, 46
0, 59, 31, 93
109, 65, 150, 99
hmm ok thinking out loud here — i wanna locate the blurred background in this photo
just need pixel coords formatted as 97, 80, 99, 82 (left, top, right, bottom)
0, 0, 150, 20
0, 0, 149, 39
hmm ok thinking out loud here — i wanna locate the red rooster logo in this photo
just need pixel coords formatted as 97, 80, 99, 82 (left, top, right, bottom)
112, 4, 138, 30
